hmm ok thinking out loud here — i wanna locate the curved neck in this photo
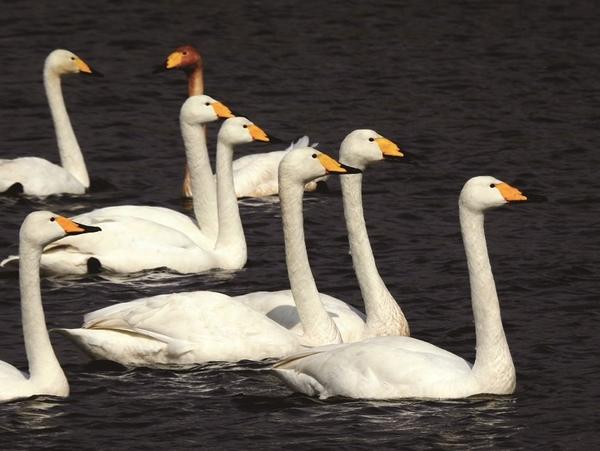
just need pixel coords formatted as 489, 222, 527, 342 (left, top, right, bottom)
44, 68, 89, 188
214, 139, 246, 265
279, 175, 342, 346
341, 173, 409, 336
19, 239, 66, 385
460, 206, 515, 389
186, 66, 204, 96
180, 120, 218, 242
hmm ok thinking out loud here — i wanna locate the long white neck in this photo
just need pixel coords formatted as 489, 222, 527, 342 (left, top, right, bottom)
214, 139, 246, 267
181, 120, 218, 242
460, 206, 515, 392
43, 67, 89, 188
19, 239, 67, 388
279, 175, 342, 346
341, 173, 409, 337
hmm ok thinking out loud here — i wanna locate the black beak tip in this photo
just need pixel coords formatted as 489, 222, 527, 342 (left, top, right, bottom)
524, 193, 547, 203
267, 135, 286, 144
341, 163, 362, 174
89, 69, 104, 78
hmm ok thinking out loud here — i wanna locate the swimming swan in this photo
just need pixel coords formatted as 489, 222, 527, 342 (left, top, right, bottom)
273, 176, 527, 400
0, 49, 102, 196
3, 108, 267, 275
234, 129, 409, 340
0, 211, 100, 403
55, 148, 360, 366
157, 44, 326, 198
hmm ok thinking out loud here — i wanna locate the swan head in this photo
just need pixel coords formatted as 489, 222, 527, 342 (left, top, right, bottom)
19, 211, 101, 247
180, 95, 234, 126
217, 117, 270, 146
339, 129, 404, 170
280, 147, 362, 185
460, 176, 527, 212
44, 49, 102, 77
162, 45, 202, 71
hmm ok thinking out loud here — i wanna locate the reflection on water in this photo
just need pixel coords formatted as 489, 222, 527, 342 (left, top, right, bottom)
0, 398, 66, 433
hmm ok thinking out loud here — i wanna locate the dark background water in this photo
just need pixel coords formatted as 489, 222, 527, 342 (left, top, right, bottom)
0, 0, 598, 448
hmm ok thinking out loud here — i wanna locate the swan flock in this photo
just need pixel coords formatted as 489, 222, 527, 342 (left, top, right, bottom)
0, 47, 533, 404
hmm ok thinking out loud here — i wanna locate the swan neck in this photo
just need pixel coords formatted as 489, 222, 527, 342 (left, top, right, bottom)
214, 140, 246, 263
186, 66, 204, 96
180, 120, 218, 241
460, 206, 515, 388
340, 173, 409, 336
44, 67, 89, 188
279, 175, 341, 345
19, 239, 66, 384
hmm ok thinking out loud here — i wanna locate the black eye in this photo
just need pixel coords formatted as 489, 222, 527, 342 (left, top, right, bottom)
70, 57, 75, 61
490, 183, 496, 188
243, 124, 248, 128
183, 51, 188, 55
312, 153, 317, 158
369, 137, 374, 142
50, 217, 56, 222
205, 102, 210, 106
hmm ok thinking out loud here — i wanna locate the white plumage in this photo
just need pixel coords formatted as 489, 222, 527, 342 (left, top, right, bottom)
274, 176, 527, 400
0, 49, 100, 196
56, 147, 361, 366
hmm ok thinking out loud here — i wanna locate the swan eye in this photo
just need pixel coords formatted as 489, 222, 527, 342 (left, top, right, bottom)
50, 217, 56, 222
369, 137, 375, 142
243, 124, 248, 128
70, 57, 75, 61
205, 102, 210, 106
312, 153, 317, 158
490, 183, 496, 188
183, 51, 188, 56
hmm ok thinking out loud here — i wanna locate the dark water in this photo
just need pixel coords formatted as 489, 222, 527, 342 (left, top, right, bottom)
0, 0, 599, 448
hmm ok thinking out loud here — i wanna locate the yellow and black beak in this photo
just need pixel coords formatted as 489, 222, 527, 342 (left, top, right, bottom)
212, 102, 235, 119
76, 57, 103, 77
316, 153, 362, 174
55, 216, 102, 236
495, 183, 528, 202
376, 137, 404, 159
153, 50, 183, 73
248, 124, 270, 142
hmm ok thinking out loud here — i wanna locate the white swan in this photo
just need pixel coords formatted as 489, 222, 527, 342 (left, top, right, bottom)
55, 147, 360, 366
0, 211, 100, 403
2, 106, 267, 275
157, 44, 327, 198
0, 49, 101, 196
234, 129, 409, 340
273, 176, 528, 400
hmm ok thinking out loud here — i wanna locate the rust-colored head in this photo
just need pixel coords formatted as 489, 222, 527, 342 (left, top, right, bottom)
164, 45, 202, 71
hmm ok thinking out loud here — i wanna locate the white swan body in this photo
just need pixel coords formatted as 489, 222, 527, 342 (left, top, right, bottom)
0, 49, 101, 196
1, 97, 260, 275
0, 211, 100, 403
158, 45, 327, 198
274, 176, 528, 400
56, 148, 361, 366
235, 130, 409, 340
